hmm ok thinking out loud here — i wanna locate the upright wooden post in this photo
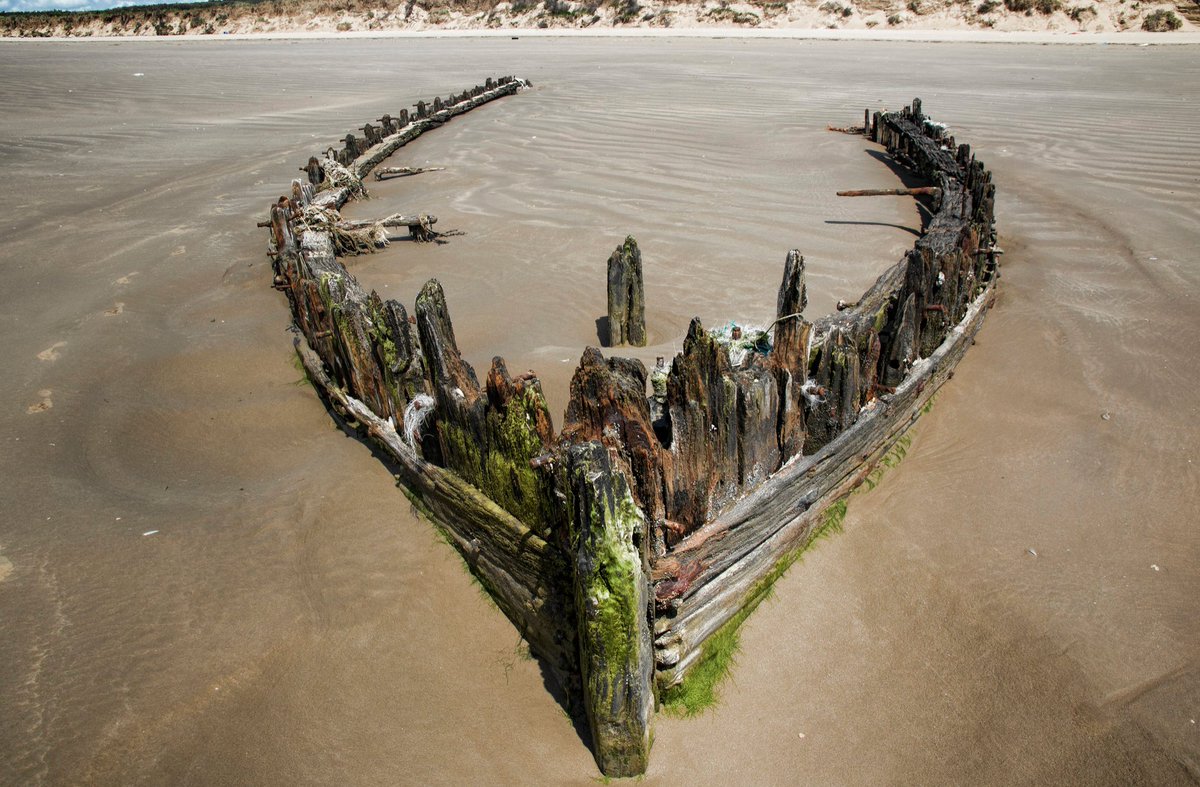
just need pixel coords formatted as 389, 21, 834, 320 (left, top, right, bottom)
606, 235, 646, 347
770, 249, 812, 460
568, 442, 653, 777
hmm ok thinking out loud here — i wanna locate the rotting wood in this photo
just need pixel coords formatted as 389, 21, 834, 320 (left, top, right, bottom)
352, 78, 526, 180
293, 339, 577, 692
650, 99, 999, 683
334, 213, 439, 243
605, 235, 646, 347
375, 166, 446, 180
837, 187, 943, 198
654, 286, 995, 685
770, 249, 812, 461
266, 89, 998, 778
568, 442, 654, 778
335, 213, 437, 229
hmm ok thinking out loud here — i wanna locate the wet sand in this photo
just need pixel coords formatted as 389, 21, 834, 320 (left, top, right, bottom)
1, 39, 1197, 784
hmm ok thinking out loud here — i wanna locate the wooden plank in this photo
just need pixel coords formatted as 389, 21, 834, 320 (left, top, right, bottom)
294, 339, 578, 690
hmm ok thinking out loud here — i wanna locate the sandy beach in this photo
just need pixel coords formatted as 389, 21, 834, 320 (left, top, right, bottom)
1, 37, 1197, 784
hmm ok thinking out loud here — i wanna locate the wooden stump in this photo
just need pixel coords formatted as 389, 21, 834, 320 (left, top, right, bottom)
562, 347, 665, 524
606, 236, 646, 347
663, 318, 740, 535
770, 249, 812, 461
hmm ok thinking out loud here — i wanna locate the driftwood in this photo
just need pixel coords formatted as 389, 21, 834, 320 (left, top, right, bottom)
375, 166, 445, 180
267, 87, 998, 777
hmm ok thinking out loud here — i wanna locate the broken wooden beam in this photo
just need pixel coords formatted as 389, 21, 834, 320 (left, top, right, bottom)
375, 166, 445, 180
837, 187, 942, 198
335, 213, 438, 231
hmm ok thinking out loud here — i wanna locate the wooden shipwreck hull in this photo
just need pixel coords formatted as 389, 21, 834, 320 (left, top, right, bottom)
266, 82, 999, 777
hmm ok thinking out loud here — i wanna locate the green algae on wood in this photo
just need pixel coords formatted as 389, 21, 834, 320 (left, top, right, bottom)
568, 442, 653, 778
660, 497, 848, 717
482, 357, 564, 537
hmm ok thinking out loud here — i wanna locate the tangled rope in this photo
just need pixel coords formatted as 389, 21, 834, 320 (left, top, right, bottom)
402, 394, 436, 450
300, 204, 387, 256
318, 156, 368, 201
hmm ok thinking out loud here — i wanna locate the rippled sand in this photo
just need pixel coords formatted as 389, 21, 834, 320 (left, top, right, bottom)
1, 38, 1197, 784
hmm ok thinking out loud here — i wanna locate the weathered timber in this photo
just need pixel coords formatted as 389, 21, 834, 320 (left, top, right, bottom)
300, 156, 325, 186
650, 98, 1000, 684
352, 78, 524, 180
837, 187, 942, 198
269, 88, 998, 778
375, 166, 445, 180
606, 236, 647, 347
377, 114, 399, 136
802, 326, 862, 454
270, 74, 626, 764
336, 213, 438, 230
414, 279, 565, 537
662, 318, 740, 536
361, 123, 381, 147
568, 442, 654, 778
562, 348, 666, 525
340, 134, 361, 166
769, 249, 812, 461
293, 339, 577, 692
654, 285, 996, 684
482, 357, 564, 536
735, 357, 781, 489
335, 212, 439, 242
415, 278, 490, 485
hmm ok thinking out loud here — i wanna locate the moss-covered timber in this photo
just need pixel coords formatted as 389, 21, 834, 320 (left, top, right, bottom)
414, 279, 565, 537
568, 442, 654, 778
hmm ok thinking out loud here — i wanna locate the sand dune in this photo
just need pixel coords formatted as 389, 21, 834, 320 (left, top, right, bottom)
0, 37, 1197, 784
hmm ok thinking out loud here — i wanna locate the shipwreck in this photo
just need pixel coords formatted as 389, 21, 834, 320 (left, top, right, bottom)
264, 79, 999, 777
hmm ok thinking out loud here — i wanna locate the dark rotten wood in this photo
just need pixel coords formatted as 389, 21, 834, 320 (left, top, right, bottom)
605, 235, 646, 347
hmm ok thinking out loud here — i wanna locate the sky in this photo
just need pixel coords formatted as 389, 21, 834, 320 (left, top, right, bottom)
1, 0, 205, 12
